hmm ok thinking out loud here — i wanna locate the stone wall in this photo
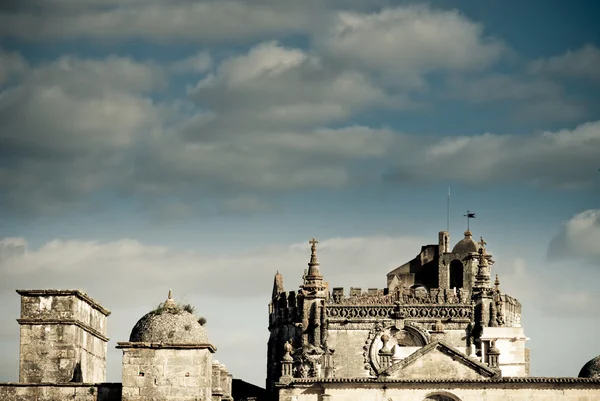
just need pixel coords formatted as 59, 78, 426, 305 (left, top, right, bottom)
279, 380, 600, 401
482, 327, 528, 377
0, 383, 121, 401
120, 346, 213, 401
17, 290, 110, 384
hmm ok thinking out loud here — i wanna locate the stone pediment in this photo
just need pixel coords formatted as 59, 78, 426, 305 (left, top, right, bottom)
381, 340, 500, 380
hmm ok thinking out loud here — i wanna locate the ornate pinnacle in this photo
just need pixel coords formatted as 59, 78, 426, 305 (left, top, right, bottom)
304, 237, 324, 287
308, 238, 320, 271
478, 237, 487, 251
494, 274, 500, 288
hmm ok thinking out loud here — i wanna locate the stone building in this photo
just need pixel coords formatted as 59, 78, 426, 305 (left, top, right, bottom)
1, 229, 600, 401
0, 289, 238, 401
267, 232, 600, 400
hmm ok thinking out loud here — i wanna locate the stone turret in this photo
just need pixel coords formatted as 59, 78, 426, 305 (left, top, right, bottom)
300, 238, 328, 350
16, 289, 110, 384
117, 290, 216, 401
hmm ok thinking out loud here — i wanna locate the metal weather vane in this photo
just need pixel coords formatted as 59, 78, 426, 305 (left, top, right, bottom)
463, 210, 476, 231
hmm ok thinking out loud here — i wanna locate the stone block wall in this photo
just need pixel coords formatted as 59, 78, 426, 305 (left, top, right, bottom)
279, 381, 600, 401
0, 383, 121, 401
17, 290, 110, 384
482, 327, 528, 377
120, 346, 213, 401
326, 329, 372, 378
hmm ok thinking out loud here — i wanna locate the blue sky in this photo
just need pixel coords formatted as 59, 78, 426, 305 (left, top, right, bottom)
0, 0, 599, 387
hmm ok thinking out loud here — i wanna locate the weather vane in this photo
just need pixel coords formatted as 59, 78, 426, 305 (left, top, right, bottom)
463, 210, 476, 231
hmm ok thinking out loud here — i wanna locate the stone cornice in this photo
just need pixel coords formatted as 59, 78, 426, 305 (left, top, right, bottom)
17, 318, 109, 342
0, 382, 121, 387
116, 341, 217, 353
16, 289, 111, 316
279, 377, 600, 386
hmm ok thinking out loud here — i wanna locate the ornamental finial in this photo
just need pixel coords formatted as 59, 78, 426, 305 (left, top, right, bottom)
165, 289, 176, 307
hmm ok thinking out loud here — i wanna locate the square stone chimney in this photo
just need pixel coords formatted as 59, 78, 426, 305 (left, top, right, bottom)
16, 289, 110, 383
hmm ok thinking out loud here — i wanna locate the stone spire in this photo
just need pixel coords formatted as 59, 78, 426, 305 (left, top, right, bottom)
474, 237, 491, 289
302, 238, 326, 293
272, 271, 284, 299
307, 238, 322, 277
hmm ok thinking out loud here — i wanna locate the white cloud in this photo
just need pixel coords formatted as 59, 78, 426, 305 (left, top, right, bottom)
0, 54, 166, 214
0, 1, 316, 43
317, 5, 506, 87
528, 44, 600, 82
386, 120, 600, 188
548, 209, 600, 262
187, 41, 409, 129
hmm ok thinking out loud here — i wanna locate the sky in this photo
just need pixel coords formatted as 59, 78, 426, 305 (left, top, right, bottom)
0, 0, 599, 388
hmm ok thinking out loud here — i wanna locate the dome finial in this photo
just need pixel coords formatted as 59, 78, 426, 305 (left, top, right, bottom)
165, 289, 176, 308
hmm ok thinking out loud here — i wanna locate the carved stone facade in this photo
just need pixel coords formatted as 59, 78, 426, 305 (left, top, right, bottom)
268, 231, 600, 400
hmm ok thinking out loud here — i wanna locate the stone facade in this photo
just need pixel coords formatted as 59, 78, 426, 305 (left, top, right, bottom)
2, 228, 600, 401
0, 383, 121, 401
278, 379, 600, 401
17, 289, 110, 384
0, 289, 240, 401
268, 232, 600, 400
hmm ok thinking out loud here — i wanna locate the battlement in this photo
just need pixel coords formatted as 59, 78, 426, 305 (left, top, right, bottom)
269, 290, 299, 327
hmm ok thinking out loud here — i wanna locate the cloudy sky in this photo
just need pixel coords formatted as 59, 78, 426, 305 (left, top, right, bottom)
0, 0, 599, 387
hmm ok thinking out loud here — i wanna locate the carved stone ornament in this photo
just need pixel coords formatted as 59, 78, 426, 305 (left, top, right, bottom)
364, 323, 429, 376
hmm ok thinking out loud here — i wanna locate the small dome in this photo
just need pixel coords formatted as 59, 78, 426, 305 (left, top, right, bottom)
129, 291, 208, 344
452, 230, 480, 254
579, 356, 600, 378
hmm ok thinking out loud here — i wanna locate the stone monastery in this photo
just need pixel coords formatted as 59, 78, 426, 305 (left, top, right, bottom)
1, 229, 600, 400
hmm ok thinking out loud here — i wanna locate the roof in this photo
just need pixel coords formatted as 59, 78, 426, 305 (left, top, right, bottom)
451, 231, 479, 254
16, 289, 111, 316
579, 356, 600, 379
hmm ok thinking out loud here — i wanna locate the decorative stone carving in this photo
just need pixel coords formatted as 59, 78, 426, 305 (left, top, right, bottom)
326, 305, 395, 319
364, 323, 429, 375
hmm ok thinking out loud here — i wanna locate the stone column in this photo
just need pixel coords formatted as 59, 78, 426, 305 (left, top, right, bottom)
212, 361, 223, 401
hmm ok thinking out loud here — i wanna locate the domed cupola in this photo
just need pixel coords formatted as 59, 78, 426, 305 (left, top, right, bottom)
129, 290, 209, 344
579, 355, 600, 379
451, 230, 480, 254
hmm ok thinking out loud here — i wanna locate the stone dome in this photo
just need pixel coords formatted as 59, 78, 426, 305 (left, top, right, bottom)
579, 356, 600, 379
452, 230, 479, 254
129, 291, 208, 344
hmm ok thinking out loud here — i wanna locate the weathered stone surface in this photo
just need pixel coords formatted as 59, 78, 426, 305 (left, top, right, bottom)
0, 383, 121, 401
278, 380, 600, 401
579, 355, 600, 379
16, 290, 109, 384
129, 309, 208, 344
120, 347, 213, 401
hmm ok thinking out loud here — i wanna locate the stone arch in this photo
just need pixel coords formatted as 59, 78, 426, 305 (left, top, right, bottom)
423, 391, 461, 401
449, 260, 464, 289
367, 324, 429, 374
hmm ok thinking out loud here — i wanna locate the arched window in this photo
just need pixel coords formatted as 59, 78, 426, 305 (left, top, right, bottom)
449, 260, 463, 289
